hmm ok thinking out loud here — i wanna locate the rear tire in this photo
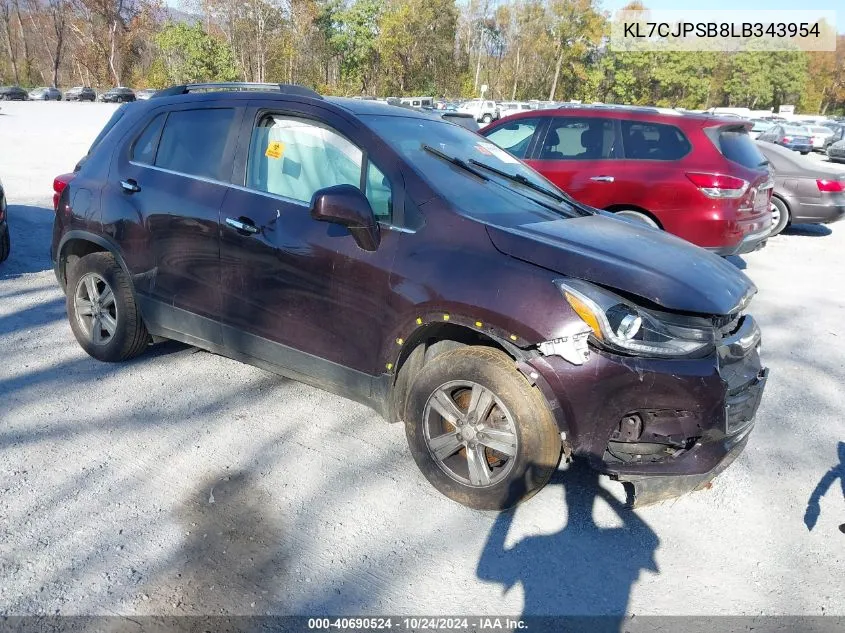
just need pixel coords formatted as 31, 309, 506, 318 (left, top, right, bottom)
66, 252, 149, 362
614, 209, 660, 229
800, 151, 809, 155
0, 226, 9, 263
404, 346, 561, 510
769, 196, 790, 236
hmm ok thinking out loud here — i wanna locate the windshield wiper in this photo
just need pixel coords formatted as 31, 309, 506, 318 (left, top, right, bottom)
468, 159, 566, 203
423, 145, 489, 181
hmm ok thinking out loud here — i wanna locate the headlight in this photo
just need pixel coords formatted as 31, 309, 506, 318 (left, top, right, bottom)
556, 279, 716, 358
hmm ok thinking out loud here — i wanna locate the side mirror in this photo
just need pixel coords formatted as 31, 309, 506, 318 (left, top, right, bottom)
310, 184, 380, 251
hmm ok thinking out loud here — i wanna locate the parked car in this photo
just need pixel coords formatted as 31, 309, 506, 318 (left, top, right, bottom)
806, 125, 835, 152
497, 101, 535, 119
827, 138, 845, 163
135, 88, 157, 101
757, 124, 813, 154
50, 83, 767, 510
99, 87, 136, 103
28, 86, 62, 101
820, 124, 844, 151
459, 99, 499, 124
482, 105, 773, 255
0, 86, 28, 101
749, 119, 774, 140
399, 96, 434, 108
0, 176, 8, 263
65, 86, 97, 102
755, 141, 845, 235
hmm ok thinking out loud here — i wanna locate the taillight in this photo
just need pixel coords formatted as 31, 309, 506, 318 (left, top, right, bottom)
782, 136, 792, 143
53, 173, 75, 211
686, 172, 749, 199
817, 179, 845, 193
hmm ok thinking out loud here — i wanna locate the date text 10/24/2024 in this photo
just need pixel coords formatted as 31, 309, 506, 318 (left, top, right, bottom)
308, 618, 528, 631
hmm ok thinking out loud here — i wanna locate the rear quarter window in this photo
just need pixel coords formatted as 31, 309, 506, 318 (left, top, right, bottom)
621, 120, 690, 161
709, 127, 767, 170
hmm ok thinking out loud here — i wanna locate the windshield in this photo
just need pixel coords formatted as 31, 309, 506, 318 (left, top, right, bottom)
364, 114, 584, 225
751, 120, 772, 132
783, 126, 808, 135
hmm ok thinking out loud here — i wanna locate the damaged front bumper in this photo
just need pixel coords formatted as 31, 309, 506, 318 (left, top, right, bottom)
525, 315, 768, 507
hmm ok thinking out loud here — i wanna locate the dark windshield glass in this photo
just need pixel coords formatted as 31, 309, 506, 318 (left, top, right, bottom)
709, 126, 767, 170
363, 114, 581, 224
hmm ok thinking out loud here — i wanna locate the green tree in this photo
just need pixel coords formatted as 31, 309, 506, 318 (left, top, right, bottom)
156, 22, 238, 85
332, 0, 382, 93
378, 0, 459, 95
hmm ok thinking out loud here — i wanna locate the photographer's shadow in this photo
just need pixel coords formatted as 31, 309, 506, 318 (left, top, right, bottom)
477, 461, 659, 629
804, 441, 845, 534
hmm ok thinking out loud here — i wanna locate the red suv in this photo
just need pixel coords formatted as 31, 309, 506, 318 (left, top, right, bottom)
482, 106, 773, 255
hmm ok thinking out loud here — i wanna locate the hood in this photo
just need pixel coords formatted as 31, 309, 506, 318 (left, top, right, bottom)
485, 213, 755, 315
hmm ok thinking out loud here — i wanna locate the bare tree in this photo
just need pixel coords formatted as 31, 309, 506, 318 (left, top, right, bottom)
0, 0, 21, 83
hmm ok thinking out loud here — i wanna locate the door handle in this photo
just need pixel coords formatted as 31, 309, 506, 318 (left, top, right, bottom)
589, 176, 615, 183
120, 179, 141, 193
226, 217, 260, 235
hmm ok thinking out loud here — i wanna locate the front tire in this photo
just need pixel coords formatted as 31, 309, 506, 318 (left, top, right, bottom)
769, 196, 790, 236
66, 252, 149, 362
482, 114, 493, 124
404, 346, 561, 510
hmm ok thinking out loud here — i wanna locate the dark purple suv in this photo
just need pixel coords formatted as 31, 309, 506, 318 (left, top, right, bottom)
51, 83, 768, 509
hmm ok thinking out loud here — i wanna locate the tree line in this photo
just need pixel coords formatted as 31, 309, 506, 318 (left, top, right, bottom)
1, 0, 844, 114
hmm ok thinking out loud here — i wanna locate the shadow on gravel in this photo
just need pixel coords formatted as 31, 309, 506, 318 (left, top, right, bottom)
0, 341, 190, 427
0, 296, 65, 337
783, 224, 833, 237
1, 204, 55, 278
477, 461, 658, 620
804, 442, 845, 534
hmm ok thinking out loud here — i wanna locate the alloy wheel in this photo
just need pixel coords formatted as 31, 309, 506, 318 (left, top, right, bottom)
423, 380, 519, 488
73, 273, 118, 345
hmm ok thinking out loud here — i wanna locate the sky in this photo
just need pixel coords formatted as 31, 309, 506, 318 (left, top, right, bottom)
601, 0, 843, 34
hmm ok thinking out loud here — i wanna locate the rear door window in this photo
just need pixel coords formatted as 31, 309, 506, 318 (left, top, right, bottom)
155, 108, 236, 180
621, 120, 690, 160
484, 118, 541, 159
708, 126, 767, 169
540, 117, 616, 160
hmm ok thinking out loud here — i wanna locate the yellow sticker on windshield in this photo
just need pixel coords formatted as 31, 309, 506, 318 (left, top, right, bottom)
265, 141, 285, 159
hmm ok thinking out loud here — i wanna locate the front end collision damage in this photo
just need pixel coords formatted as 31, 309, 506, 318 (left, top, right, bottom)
525, 304, 768, 507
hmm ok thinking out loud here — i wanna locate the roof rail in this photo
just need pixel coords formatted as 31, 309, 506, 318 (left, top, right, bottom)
152, 83, 322, 99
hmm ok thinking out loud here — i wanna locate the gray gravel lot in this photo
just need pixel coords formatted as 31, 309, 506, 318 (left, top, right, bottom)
1, 101, 844, 617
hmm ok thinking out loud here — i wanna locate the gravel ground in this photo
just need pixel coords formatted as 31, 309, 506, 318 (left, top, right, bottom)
1, 101, 844, 618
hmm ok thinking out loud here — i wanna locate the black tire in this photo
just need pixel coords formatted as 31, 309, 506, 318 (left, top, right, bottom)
800, 151, 809, 155
0, 226, 9, 263
404, 346, 561, 510
482, 114, 493, 124
769, 196, 790, 236
65, 252, 149, 362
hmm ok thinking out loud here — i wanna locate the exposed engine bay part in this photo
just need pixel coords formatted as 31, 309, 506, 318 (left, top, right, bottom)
538, 330, 591, 365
